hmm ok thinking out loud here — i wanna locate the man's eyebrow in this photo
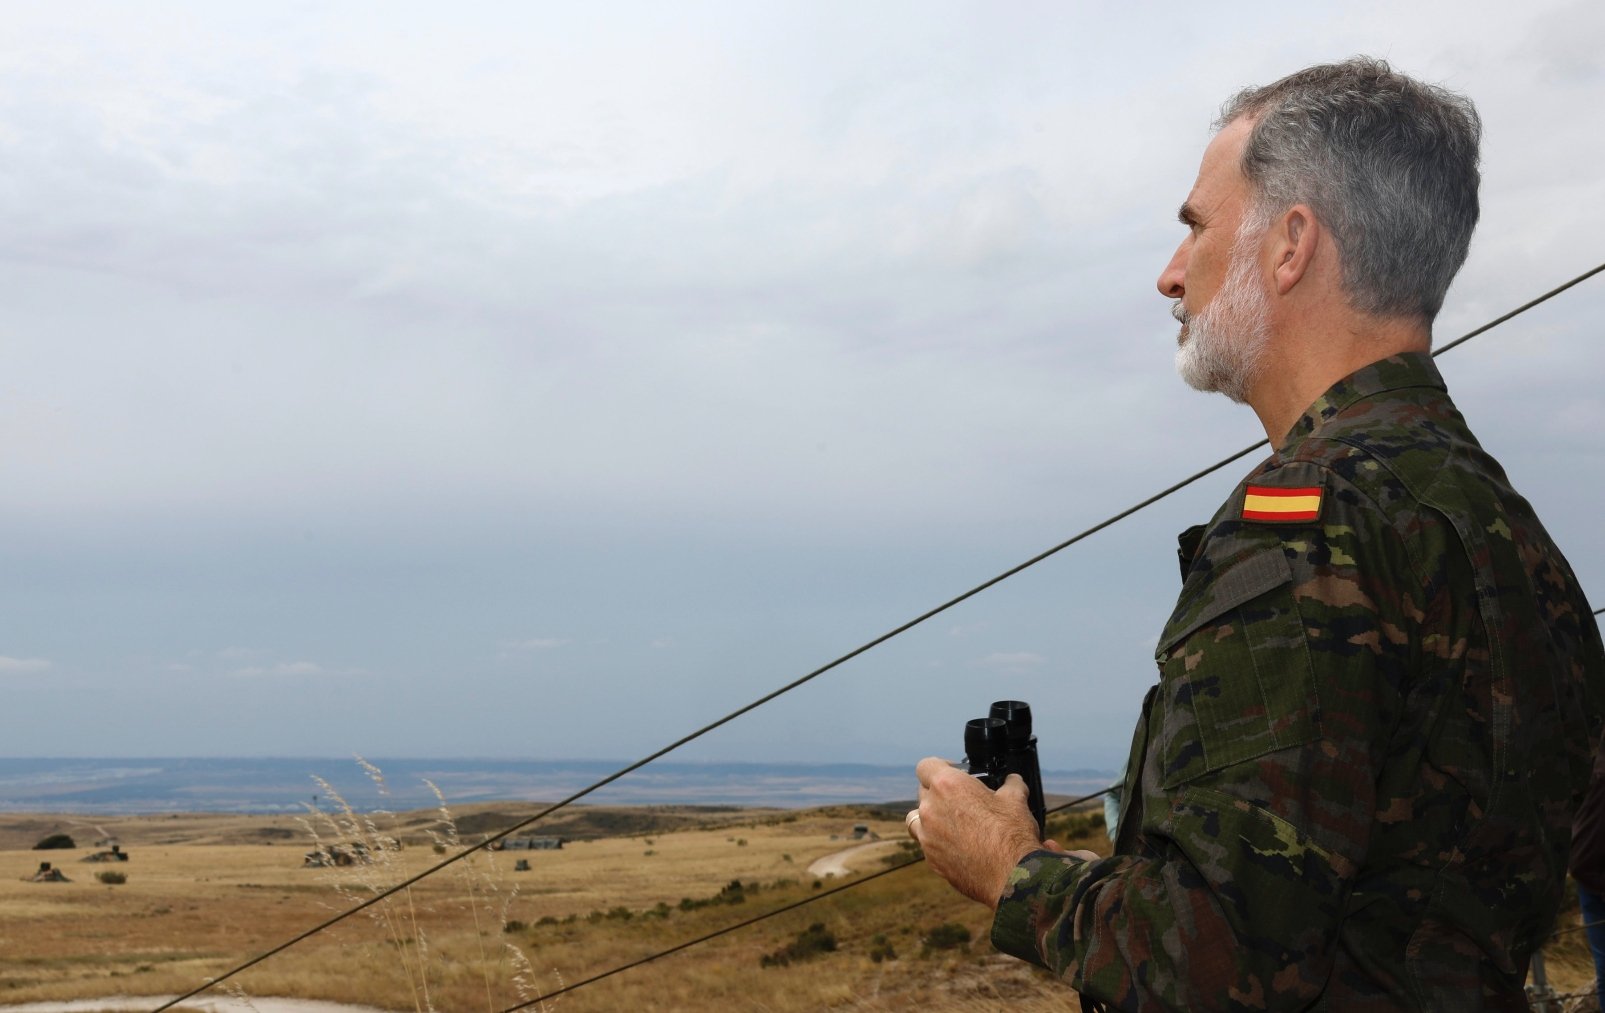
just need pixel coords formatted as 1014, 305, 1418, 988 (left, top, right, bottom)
1177, 202, 1201, 227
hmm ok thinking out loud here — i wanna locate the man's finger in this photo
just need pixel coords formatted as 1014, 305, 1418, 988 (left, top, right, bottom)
997, 772, 1030, 801
915, 756, 953, 788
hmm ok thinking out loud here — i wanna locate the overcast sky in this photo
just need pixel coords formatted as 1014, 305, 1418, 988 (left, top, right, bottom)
1, 1, 1601, 775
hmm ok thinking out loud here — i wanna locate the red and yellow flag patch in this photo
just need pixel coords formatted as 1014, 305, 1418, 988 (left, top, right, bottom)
1242, 484, 1323, 523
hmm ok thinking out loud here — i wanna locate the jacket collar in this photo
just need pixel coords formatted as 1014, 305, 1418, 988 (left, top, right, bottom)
1276, 352, 1447, 456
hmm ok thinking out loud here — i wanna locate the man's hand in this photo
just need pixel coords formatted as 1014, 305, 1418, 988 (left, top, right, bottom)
911, 757, 1095, 910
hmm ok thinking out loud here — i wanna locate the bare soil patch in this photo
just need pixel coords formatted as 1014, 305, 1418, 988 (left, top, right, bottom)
0, 999, 392, 1012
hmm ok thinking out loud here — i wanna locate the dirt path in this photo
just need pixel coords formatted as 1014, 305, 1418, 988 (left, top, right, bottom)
806, 838, 901, 878
0, 998, 395, 1013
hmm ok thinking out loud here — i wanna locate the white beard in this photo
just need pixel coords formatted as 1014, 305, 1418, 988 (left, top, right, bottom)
1173, 235, 1271, 404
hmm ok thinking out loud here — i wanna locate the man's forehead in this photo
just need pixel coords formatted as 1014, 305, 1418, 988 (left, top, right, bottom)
1182, 118, 1252, 221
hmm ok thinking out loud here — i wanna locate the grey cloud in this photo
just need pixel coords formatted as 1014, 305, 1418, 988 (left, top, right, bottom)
227, 661, 342, 679
0, 1, 1600, 764
0, 657, 52, 673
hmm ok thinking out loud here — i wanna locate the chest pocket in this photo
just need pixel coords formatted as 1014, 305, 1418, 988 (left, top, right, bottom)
1153, 544, 1320, 789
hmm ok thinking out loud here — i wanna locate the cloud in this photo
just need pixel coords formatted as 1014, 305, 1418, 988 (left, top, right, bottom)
496, 637, 571, 661
977, 651, 1045, 669
0, 656, 51, 673
228, 661, 328, 679
0, 2, 1600, 767
947, 622, 992, 638
503, 638, 568, 651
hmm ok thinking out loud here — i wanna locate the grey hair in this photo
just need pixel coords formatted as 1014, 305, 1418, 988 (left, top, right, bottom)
1218, 57, 1481, 322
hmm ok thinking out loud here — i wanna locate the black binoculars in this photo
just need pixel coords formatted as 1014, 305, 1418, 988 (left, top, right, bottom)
964, 699, 1047, 837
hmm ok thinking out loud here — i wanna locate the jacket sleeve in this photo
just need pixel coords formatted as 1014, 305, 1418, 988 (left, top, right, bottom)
991, 463, 1431, 1010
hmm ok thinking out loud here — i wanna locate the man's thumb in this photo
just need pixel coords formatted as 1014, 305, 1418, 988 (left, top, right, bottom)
998, 773, 1030, 800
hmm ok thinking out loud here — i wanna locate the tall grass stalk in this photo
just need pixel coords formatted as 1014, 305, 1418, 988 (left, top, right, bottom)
301, 773, 433, 1009
422, 777, 516, 1012
221, 980, 263, 1011
286, 758, 545, 1013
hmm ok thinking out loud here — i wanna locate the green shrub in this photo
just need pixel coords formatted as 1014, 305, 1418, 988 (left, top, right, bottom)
1044, 808, 1106, 842
882, 840, 922, 867
869, 932, 898, 963
921, 922, 972, 955
96, 870, 127, 885
33, 834, 75, 851
760, 922, 837, 967
681, 880, 750, 911
502, 919, 526, 933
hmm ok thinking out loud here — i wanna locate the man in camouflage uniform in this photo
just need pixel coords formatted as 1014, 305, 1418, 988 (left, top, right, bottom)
909, 58, 1605, 1010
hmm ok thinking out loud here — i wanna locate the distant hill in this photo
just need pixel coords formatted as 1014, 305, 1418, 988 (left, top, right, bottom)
0, 757, 1119, 814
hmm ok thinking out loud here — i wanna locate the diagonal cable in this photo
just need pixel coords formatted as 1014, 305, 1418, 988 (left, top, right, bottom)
499, 788, 1115, 1012
507, 601, 1605, 1008
150, 260, 1605, 1012
1430, 262, 1605, 357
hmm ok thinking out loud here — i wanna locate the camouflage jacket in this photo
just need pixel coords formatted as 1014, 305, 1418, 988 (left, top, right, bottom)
991, 354, 1605, 1010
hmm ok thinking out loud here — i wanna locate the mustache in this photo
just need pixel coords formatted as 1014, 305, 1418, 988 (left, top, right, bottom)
1170, 300, 1187, 324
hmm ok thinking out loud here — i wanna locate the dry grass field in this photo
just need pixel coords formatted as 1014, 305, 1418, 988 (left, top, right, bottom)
0, 797, 1597, 1012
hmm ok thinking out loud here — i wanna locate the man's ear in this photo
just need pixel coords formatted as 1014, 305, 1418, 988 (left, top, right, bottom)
1271, 204, 1318, 296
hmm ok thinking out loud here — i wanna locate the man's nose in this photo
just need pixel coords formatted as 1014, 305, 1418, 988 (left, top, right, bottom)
1157, 241, 1187, 299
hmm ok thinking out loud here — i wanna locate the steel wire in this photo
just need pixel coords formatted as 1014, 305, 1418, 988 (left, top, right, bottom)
150, 261, 1605, 1012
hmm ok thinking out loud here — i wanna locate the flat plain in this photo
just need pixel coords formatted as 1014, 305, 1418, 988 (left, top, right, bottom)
0, 803, 1593, 1012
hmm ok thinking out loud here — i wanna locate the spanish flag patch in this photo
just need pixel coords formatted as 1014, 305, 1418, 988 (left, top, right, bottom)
1242, 484, 1323, 523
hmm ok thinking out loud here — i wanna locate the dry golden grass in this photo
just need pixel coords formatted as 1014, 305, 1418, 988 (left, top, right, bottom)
0, 794, 1090, 1011
1, 793, 1594, 1012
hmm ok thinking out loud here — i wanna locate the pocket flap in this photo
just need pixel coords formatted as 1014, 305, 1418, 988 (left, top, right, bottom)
1156, 548, 1292, 658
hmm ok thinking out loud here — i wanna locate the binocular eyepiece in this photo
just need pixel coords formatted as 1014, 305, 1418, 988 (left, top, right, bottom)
964, 700, 1047, 836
